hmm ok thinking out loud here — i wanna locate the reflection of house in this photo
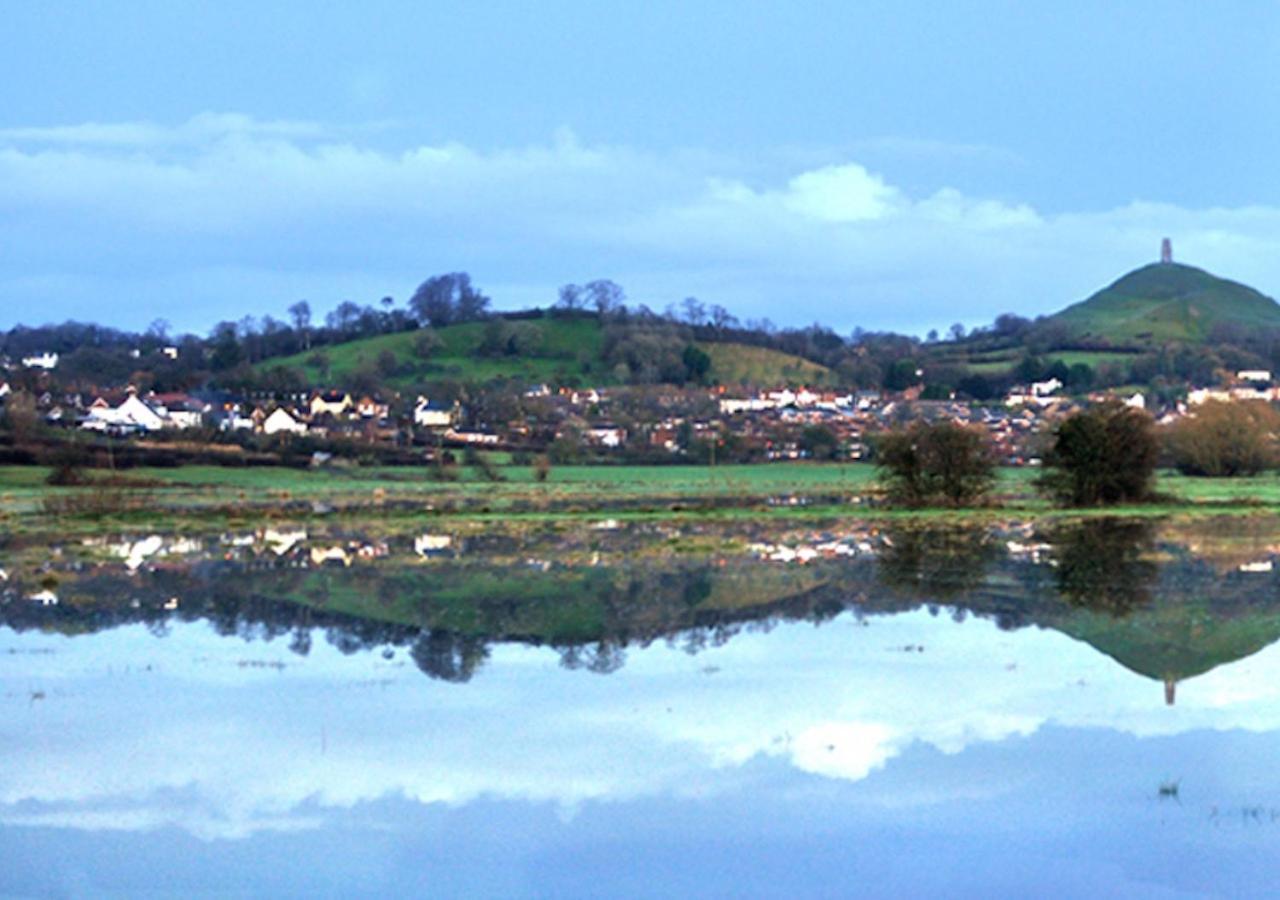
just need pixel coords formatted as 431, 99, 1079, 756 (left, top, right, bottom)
444, 428, 500, 445
415, 534, 453, 556
310, 546, 351, 566
414, 397, 455, 429
262, 407, 307, 436
310, 391, 352, 418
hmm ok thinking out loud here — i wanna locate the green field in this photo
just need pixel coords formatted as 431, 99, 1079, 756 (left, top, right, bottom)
4, 462, 1280, 536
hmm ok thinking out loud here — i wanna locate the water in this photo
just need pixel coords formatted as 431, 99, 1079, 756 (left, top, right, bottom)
3, 517, 1279, 897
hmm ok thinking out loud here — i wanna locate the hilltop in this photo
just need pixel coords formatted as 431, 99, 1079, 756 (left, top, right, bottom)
1047, 262, 1280, 345
255, 315, 834, 390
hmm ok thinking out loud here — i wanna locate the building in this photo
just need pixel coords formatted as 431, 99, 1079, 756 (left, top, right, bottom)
262, 407, 308, 436
414, 396, 456, 429
310, 391, 352, 418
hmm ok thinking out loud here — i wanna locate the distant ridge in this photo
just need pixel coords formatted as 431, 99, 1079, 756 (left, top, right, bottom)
1049, 261, 1280, 345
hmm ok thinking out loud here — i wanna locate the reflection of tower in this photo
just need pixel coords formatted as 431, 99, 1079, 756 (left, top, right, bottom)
1164, 677, 1176, 706
1160, 238, 1173, 264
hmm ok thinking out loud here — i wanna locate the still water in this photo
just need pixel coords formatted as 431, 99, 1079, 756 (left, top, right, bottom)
3, 517, 1280, 897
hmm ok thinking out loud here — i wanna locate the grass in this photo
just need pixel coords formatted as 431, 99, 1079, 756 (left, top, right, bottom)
3, 462, 1280, 537
257, 318, 607, 388
255, 318, 833, 389
699, 342, 835, 387
1051, 262, 1280, 345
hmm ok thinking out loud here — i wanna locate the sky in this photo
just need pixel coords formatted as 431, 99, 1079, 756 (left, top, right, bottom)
4, 1, 1280, 335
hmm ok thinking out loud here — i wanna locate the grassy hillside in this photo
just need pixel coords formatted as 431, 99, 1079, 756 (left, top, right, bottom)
1050, 262, 1280, 344
256, 317, 832, 389
700, 342, 834, 386
258, 318, 607, 388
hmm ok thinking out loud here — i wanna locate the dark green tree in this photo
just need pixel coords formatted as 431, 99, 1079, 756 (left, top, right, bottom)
876, 421, 995, 507
1038, 400, 1157, 506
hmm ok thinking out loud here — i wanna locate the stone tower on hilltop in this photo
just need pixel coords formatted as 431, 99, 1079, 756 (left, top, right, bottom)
1160, 237, 1173, 264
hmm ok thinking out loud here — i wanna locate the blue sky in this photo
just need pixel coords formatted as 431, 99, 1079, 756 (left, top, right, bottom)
3, 1, 1280, 334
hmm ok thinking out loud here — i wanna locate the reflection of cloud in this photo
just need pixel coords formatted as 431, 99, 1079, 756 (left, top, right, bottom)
6, 611, 1280, 840
4, 114, 1280, 331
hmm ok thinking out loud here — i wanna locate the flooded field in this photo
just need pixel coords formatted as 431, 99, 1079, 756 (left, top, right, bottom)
4, 515, 1280, 897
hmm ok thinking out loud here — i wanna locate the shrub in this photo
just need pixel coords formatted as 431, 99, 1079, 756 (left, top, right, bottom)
1038, 400, 1158, 506
1165, 400, 1279, 476
875, 421, 995, 507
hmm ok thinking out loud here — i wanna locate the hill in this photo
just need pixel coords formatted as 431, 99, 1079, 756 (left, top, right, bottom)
1048, 262, 1280, 345
255, 317, 833, 390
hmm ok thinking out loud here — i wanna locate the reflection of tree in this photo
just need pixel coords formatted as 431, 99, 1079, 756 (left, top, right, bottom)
1048, 519, 1156, 616
876, 525, 1000, 599
557, 639, 626, 674
410, 631, 490, 683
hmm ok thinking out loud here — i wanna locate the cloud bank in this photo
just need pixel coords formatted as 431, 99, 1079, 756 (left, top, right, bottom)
6, 609, 1280, 841
4, 114, 1280, 333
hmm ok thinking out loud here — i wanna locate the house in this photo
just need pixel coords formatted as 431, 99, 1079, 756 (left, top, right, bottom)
0, 382, 9, 400
22, 352, 58, 370
262, 407, 308, 436
150, 393, 209, 429
1237, 370, 1272, 383
83, 391, 167, 432
586, 425, 627, 448
355, 395, 389, 419
414, 396, 456, 429
310, 391, 352, 418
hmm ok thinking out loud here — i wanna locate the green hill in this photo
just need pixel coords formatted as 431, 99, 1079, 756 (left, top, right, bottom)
255, 317, 832, 389
1049, 262, 1280, 345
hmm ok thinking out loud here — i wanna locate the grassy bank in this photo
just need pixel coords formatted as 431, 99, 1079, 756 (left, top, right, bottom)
2, 461, 1280, 537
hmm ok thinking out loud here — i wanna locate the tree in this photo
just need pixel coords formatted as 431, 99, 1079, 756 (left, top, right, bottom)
680, 297, 706, 326
1038, 400, 1158, 506
557, 284, 586, 311
681, 343, 711, 383
800, 424, 840, 460
584, 279, 625, 316
1166, 400, 1280, 476
288, 301, 312, 349
410, 273, 489, 327
876, 421, 995, 507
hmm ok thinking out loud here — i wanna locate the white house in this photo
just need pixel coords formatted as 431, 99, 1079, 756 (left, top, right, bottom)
262, 407, 308, 436
1031, 378, 1063, 397
83, 393, 167, 432
1237, 370, 1272, 383
22, 352, 58, 370
0, 382, 10, 399
310, 391, 352, 418
586, 425, 627, 448
414, 397, 455, 429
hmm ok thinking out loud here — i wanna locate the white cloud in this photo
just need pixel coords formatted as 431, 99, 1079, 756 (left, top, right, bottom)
5, 609, 1280, 841
2, 114, 1280, 332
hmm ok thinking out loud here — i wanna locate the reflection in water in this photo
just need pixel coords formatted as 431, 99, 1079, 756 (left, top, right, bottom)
1049, 519, 1158, 616
4, 516, 1280, 895
1, 517, 1278, 695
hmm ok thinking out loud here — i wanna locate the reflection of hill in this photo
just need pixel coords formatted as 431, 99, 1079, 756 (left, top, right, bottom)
1052, 601, 1280, 685
3, 519, 1280, 688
